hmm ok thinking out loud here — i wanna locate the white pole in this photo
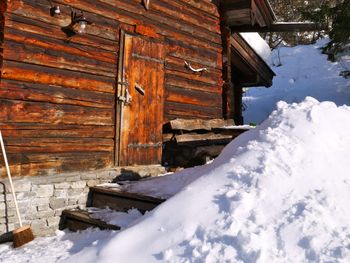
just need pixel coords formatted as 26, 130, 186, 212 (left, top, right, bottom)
0, 130, 23, 227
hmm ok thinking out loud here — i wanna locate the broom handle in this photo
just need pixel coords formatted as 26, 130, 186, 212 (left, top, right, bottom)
0, 130, 23, 227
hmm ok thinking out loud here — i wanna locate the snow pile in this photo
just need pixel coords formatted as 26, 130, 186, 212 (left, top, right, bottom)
244, 38, 350, 124
62, 97, 350, 263
87, 208, 143, 229
0, 229, 116, 263
240, 32, 271, 63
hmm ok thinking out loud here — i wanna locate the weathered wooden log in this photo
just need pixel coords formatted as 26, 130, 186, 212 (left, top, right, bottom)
0, 124, 114, 138
0, 80, 114, 109
1, 61, 115, 94
0, 152, 113, 178
6, 13, 117, 51
164, 102, 222, 121
165, 86, 222, 107
0, 99, 114, 125
165, 75, 222, 94
5, 28, 116, 64
169, 118, 235, 131
3, 40, 116, 78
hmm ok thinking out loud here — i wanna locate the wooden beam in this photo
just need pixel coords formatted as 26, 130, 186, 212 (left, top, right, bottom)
169, 118, 235, 131
231, 22, 326, 32
174, 132, 233, 143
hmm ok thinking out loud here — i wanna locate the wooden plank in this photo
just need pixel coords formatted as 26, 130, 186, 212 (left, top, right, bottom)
0, 99, 114, 125
169, 118, 235, 131
1, 60, 115, 94
166, 75, 222, 94
166, 40, 222, 70
0, 152, 113, 178
230, 22, 325, 32
0, 124, 114, 138
62, 210, 121, 231
5, 13, 117, 52
0, 79, 114, 109
4, 28, 116, 64
3, 40, 116, 77
165, 85, 222, 107
138, 0, 220, 34
0, 1, 5, 77
91, 190, 163, 213
165, 69, 223, 87
91, 186, 165, 203
174, 133, 232, 144
0, 151, 112, 166
164, 102, 222, 120
2, 138, 114, 153
177, 0, 219, 18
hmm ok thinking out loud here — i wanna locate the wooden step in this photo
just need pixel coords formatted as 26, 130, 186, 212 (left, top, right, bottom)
61, 209, 121, 232
90, 186, 165, 213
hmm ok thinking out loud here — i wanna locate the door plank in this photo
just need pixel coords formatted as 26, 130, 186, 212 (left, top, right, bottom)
118, 34, 165, 166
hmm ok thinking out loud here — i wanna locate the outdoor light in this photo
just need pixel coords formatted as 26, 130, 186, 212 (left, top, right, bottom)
71, 11, 91, 34
50, 5, 61, 16
62, 10, 92, 37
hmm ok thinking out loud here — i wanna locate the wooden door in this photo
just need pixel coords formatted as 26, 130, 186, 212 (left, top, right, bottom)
115, 33, 165, 166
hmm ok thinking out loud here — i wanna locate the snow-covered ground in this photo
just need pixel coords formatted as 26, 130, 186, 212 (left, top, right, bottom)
2, 97, 350, 263
1, 40, 350, 263
244, 38, 350, 124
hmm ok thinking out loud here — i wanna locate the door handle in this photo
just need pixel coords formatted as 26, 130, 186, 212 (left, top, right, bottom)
135, 83, 145, 96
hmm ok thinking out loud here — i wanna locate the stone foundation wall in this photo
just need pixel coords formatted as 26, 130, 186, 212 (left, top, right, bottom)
0, 166, 164, 238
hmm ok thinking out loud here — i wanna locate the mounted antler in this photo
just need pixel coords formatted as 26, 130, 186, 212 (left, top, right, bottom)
184, 61, 208, 73
143, 0, 150, 10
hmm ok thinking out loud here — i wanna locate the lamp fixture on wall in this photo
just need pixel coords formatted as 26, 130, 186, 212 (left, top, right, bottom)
50, 5, 61, 16
49, 0, 61, 16
71, 10, 91, 34
62, 10, 92, 37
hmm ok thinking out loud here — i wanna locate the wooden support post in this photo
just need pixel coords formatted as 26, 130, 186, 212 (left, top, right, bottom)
233, 85, 243, 125
221, 26, 234, 119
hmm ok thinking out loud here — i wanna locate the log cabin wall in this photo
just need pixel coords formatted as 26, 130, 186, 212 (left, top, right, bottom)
0, 1, 5, 74
0, 0, 223, 177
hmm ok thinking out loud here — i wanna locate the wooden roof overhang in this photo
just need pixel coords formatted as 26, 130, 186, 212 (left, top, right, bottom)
231, 33, 275, 87
230, 22, 325, 32
221, 0, 276, 28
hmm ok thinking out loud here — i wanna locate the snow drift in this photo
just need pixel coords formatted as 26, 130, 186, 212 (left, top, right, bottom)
64, 97, 350, 263
244, 38, 350, 124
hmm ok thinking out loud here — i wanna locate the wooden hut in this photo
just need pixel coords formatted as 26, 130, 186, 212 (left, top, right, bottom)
0, 0, 275, 235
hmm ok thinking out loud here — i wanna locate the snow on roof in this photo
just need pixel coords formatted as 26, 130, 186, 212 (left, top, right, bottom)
63, 97, 350, 263
240, 32, 271, 63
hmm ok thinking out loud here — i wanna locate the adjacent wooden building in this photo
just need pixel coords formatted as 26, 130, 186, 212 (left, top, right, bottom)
0, 0, 275, 178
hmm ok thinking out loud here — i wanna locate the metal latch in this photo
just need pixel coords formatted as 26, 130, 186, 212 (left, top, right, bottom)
118, 89, 132, 105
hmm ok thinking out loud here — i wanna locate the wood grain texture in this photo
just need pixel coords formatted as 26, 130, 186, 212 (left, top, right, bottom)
119, 34, 165, 166
0, 0, 224, 176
